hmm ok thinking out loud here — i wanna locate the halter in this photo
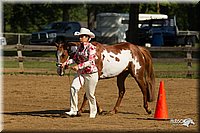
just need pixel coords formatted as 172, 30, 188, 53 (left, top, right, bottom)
56, 49, 69, 67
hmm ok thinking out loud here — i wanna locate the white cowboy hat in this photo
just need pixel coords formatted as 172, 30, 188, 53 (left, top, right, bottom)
74, 28, 95, 38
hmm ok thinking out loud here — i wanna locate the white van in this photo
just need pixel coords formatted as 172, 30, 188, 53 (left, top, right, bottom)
0, 37, 7, 45
96, 13, 168, 44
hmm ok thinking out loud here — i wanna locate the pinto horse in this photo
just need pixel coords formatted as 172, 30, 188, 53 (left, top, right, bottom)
55, 41, 155, 115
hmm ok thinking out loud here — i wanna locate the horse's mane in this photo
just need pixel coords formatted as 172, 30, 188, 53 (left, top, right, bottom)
67, 42, 81, 46
91, 41, 108, 47
91, 41, 102, 46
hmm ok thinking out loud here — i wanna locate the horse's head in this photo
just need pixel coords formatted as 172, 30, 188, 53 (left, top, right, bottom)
55, 41, 80, 76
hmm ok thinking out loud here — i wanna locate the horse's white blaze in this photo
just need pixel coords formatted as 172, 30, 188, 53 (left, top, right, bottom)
71, 46, 78, 53
57, 51, 63, 64
100, 49, 141, 78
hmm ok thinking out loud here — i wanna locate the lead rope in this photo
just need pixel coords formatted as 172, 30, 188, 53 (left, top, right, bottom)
67, 68, 72, 89
66, 44, 84, 90
77, 71, 84, 89
71, 44, 84, 89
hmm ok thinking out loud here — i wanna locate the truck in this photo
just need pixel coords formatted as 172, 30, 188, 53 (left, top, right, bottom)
137, 16, 199, 46
96, 13, 168, 44
29, 21, 81, 45
0, 37, 7, 45
96, 13, 199, 46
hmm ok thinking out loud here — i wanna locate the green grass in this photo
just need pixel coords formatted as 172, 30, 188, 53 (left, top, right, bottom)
4, 60, 198, 70
3, 60, 199, 78
3, 61, 55, 69
154, 62, 199, 71
3, 51, 56, 57
154, 62, 199, 78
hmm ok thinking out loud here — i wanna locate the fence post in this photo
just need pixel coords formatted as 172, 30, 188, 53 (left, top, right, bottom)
16, 43, 24, 73
17, 34, 21, 44
185, 45, 192, 78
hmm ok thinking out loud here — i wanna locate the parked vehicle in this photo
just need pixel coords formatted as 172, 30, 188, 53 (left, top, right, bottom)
29, 21, 81, 45
96, 13, 168, 44
96, 13, 199, 46
0, 37, 7, 45
138, 16, 199, 46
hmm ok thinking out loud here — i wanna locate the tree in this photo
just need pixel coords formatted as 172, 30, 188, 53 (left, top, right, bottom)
62, 4, 71, 22
3, 3, 199, 34
87, 5, 96, 30
127, 4, 139, 44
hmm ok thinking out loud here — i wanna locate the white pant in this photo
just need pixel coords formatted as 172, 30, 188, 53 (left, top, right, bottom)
69, 72, 98, 118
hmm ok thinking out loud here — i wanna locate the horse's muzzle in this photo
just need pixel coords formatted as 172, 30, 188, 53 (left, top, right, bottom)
56, 63, 65, 76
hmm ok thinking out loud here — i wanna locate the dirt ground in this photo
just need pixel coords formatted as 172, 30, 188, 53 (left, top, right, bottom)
2, 74, 199, 132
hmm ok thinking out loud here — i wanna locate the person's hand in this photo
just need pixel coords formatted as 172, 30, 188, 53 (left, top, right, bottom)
70, 65, 79, 71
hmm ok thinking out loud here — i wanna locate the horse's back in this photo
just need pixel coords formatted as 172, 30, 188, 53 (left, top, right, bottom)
92, 42, 143, 78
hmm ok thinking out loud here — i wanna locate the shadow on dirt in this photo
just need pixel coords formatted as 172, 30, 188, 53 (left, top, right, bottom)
3, 109, 70, 118
3, 109, 140, 118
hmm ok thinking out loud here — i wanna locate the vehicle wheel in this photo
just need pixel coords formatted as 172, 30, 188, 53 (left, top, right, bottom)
185, 36, 196, 46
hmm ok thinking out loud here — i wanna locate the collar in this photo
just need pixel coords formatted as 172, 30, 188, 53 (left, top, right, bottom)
83, 42, 90, 46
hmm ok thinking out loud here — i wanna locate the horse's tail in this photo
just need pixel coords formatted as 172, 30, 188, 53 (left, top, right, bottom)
138, 46, 155, 102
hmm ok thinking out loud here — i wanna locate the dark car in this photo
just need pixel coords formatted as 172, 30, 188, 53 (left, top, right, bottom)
29, 21, 81, 45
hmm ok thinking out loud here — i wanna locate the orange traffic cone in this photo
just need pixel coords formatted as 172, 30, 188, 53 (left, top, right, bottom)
154, 81, 169, 119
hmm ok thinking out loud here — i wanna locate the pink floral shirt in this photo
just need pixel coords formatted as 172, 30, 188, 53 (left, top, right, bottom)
66, 42, 98, 74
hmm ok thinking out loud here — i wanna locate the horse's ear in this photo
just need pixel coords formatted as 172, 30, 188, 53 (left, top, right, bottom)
54, 42, 59, 47
68, 42, 80, 46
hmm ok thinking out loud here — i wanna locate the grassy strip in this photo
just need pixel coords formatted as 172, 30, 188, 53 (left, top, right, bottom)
154, 62, 199, 71
2, 60, 199, 78
3, 60, 55, 69
4, 60, 198, 71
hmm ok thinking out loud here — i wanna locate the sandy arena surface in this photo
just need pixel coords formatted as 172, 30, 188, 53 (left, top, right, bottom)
2, 74, 199, 132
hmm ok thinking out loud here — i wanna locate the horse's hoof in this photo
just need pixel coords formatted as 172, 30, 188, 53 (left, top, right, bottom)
97, 108, 103, 115
77, 111, 82, 116
108, 110, 116, 115
78, 109, 84, 113
97, 111, 106, 115
98, 110, 104, 115
146, 109, 152, 114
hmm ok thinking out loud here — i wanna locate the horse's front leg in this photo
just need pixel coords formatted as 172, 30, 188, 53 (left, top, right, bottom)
110, 71, 129, 114
78, 93, 87, 114
78, 93, 103, 115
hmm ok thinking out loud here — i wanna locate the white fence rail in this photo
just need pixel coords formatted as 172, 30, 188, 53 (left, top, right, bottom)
1, 32, 31, 45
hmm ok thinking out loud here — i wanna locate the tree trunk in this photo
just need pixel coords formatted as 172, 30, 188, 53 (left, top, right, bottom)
10, 5, 19, 32
62, 4, 71, 21
157, 2, 160, 13
127, 4, 139, 44
87, 6, 95, 30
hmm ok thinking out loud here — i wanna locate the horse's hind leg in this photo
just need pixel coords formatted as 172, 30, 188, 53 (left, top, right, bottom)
134, 75, 152, 114
110, 70, 129, 114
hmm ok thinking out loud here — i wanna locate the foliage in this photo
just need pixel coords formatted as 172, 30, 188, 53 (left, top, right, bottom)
3, 2, 199, 33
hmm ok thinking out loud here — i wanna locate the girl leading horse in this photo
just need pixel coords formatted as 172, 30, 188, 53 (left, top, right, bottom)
56, 41, 155, 115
